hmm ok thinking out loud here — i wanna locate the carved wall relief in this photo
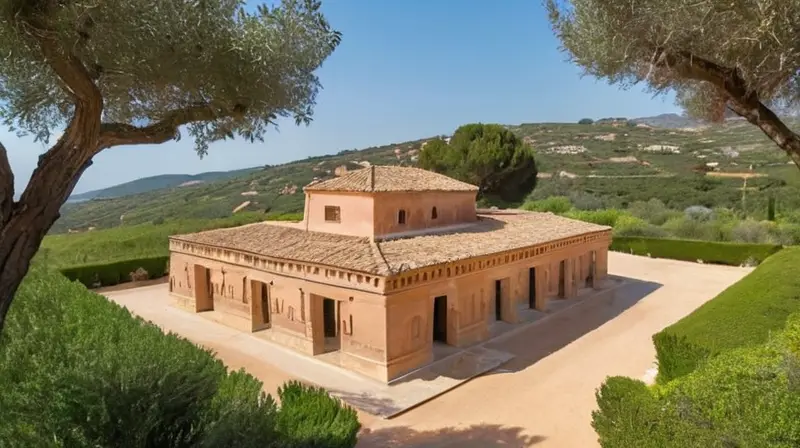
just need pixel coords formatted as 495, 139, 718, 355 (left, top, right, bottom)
184, 263, 191, 290
411, 315, 421, 340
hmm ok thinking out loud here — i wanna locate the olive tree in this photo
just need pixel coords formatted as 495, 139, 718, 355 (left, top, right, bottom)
547, 0, 800, 166
0, 0, 340, 331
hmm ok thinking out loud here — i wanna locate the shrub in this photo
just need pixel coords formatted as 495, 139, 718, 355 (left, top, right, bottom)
265, 212, 304, 222
612, 215, 667, 238
594, 315, 800, 447
0, 269, 359, 447
568, 191, 604, 211
684, 205, 714, 221
731, 219, 773, 244
627, 198, 673, 225
610, 237, 781, 266
592, 377, 670, 448
662, 216, 730, 241
521, 196, 572, 214
276, 381, 361, 448
564, 208, 622, 227
653, 247, 800, 383
770, 222, 800, 245
60, 256, 169, 288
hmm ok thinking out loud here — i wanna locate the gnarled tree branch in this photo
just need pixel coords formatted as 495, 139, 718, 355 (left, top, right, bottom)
17, 10, 102, 108
0, 143, 13, 226
657, 50, 800, 168
98, 103, 244, 149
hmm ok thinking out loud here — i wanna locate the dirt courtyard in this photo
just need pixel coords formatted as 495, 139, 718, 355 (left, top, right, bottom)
107, 252, 751, 447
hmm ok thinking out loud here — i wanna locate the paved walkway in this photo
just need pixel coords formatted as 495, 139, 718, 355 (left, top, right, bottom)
357, 253, 751, 447
105, 252, 752, 447
104, 279, 620, 417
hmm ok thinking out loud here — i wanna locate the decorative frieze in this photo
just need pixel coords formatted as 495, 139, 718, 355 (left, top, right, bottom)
169, 229, 611, 296
169, 239, 384, 294
384, 230, 611, 293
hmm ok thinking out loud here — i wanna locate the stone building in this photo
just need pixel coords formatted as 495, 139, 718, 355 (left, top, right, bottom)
168, 166, 612, 382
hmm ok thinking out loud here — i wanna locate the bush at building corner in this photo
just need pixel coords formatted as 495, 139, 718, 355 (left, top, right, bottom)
0, 268, 360, 447
610, 237, 782, 266
59, 256, 169, 288
276, 381, 361, 448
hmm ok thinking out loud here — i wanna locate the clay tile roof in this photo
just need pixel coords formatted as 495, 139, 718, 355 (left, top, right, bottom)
172, 222, 392, 275
170, 211, 610, 276
376, 211, 611, 272
304, 165, 479, 193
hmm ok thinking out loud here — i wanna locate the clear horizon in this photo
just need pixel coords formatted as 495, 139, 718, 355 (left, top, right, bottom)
5, 0, 680, 196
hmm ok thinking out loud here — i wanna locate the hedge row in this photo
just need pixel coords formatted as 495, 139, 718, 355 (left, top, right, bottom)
653, 246, 800, 383
593, 316, 800, 447
60, 255, 169, 288
610, 236, 782, 266
0, 268, 360, 446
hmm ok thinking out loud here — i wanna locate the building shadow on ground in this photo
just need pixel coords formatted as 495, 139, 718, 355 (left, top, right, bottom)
327, 389, 402, 417
393, 276, 662, 384
357, 423, 546, 447
484, 277, 662, 375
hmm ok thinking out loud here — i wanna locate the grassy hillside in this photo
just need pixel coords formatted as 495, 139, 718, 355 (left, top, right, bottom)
53, 139, 425, 232
54, 119, 800, 233
68, 167, 259, 202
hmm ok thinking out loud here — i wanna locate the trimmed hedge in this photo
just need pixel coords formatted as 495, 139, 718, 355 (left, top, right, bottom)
610, 236, 782, 266
0, 268, 360, 446
593, 315, 800, 447
653, 247, 800, 383
60, 255, 169, 288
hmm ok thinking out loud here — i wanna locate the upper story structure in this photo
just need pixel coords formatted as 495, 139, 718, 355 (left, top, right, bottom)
301, 166, 479, 239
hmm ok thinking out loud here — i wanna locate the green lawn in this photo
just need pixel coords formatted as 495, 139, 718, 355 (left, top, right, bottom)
39, 212, 298, 269
653, 246, 800, 382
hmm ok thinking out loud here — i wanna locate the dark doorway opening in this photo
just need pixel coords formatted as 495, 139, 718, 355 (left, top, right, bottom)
494, 279, 503, 320
558, 260, 566, 298
588, 251, 596, 287
260, 283, 270, 324
433, 295, 448, 343
323, 298, 337, 338
528, 267, 537, 309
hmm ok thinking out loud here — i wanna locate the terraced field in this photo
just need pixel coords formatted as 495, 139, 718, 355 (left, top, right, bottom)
54, 119, 800, 233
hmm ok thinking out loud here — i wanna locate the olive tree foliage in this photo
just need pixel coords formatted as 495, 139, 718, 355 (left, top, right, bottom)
0, 0, 340, 332
418, 123, 537, 202
546, 0, 800, 168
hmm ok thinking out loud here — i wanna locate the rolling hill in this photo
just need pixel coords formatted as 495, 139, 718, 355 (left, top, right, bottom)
52, 118, 800, 234
68, 167, 259, 202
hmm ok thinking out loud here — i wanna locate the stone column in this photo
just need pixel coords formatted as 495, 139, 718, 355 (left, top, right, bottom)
502, 277, 518, 323
193, 264, 212, 312
534, 267, 548, 311
309, 294, 325, 355
596, 249, 609, 283
560, 259, 573, 299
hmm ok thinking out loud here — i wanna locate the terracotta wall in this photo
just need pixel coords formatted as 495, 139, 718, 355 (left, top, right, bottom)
304, 191, 375, 237
372, 191, 477, 237
169, 251, 390, 380
382, 242, 610, 380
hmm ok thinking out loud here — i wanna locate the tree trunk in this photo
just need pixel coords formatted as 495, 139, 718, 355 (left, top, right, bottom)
0, 112, 99, 333
727, 100, 800, 170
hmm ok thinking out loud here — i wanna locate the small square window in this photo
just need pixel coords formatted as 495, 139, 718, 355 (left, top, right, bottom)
324, 205, 341, 222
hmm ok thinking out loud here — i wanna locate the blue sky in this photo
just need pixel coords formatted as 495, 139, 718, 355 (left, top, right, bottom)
6, 0, 680, 195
